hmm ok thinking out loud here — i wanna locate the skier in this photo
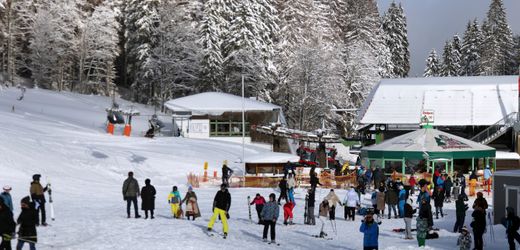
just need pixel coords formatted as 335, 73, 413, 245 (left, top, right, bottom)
182, 186, 201, 221
453, 194, 468, 233
457, 226, 472, 250
283, 201, 295, 225
0, 199, 15, 250
385, 186, 398, 219
221, 161, 233, 187
30, 174, 49, 226
444, 175, 453, 202
376, 187, 386, 218
324, 189, 342, 221
344, 186, 359, 221
208, 184, 231, 238
306, 189, 316, 225
318, 200, 330, 237
483, 165, 492, 193
472, 192, 488, 211
404, 198, 416, 240
433, 187, 445, 219
122, 171, 141, 218
0, 186, 13, 213
140, 178, 156, 219
359, 212, 379, 250
277, 177, 288, 204
503, 207, 520, 250
287, 173, 296, 203
470, 205, 486, 250
250, 193, 266, 224
260, 193, 279, 244
398, 185, 406, 218
168, 186, 182, 219
416, 198, 430, 247
16, 196, 37, 250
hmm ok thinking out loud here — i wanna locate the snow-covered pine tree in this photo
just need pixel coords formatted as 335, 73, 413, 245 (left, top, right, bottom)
451, 35, 462, 76
423, 49, 440, 77
480, 0, 515, 75
461, 20, 482, 76
514, 35, 520, 74
125, 0, 160, 103
382, 2, 410, 77
198, 0, 228, 91
440, 41, 457, 77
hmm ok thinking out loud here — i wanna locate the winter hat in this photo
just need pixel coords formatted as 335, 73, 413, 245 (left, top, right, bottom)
399, 185, 404, 190
32, 174, 41, 181
2, 185, 11, 192
477, 192, 483, 198
220, 183, 227, 189
223, 160, 228, 165
188, 185, 193, 191
145, 179, 151, 185
461, 226, 469, 233
269, 193, 276, 200
21, 196, 31, 205
128, 171, 134, 177
172, 186, 178, 191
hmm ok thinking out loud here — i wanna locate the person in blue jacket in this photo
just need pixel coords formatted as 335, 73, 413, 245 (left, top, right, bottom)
398, 185, 406, 218
360, 212, 379, 250
0, 186, 13, 212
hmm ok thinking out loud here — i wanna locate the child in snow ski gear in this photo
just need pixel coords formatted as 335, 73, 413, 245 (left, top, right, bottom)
398, 185, 406, 218
324, 189, 342, 221
287, 174, 296, 203
141, 179, 156, 219
344, 187, 359, 221
359, 212, 379, 250
457, 226, 472, 250
168, 186, 182, 219
404, 198, 416, 240
277, 177, 288, 204
122, 171, 141, 218
503, 207, 520, 250
221, 161, 233, 187
306, 189, 316, 225
250, 194, 266, 224
30, 174, 49, 225
453, 195, 468, 233
471, 206, 486, 250
0, 199, 15, 250
0, 186, 13, 213
433, 187, 445, 219
182, 186, 201, 220
283, 201, 295, 225
208, 184, 231, 236
16, 196, 37, 250
261, 193, 279, 243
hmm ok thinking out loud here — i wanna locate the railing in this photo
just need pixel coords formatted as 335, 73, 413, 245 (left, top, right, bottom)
470, 112, 518, 144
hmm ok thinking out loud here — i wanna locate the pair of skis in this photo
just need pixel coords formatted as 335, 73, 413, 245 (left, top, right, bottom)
47, 178, 55, 221
247, 196, 252, 223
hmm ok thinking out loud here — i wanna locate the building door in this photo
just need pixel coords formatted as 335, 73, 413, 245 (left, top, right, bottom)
506, 186, 520, 214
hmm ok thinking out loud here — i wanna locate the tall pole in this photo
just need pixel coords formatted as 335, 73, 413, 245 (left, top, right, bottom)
242, 74, 245, 163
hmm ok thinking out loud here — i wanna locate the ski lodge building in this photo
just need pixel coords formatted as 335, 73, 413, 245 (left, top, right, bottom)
356, 75, 520, 170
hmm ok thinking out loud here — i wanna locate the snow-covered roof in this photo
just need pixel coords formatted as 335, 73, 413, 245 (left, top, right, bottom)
245, 152, 300, 164
496, 151, 520, 160
164, 92, 281, 116
358, 76, 519, 126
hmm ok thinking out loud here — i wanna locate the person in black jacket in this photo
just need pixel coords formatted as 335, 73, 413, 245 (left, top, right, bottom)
433, 187, 445, 219
306, 189, 316, 225
404, 198, 416, 240
140, 179, 156, 219
471, 206, 486, 250
310, 167, 321, 192
503, 207, 520, 250
16, 196, 37, 250
453, 194, 468, 233
221, 161, 233, 187
0, 199, 15, 250
277, 177, 288, 204
208, 184, 231, 237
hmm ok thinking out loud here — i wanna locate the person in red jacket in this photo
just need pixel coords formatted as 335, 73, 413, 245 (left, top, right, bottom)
250, 193, 266, 224
283, 201, 295, 225
409, 175, 417, 195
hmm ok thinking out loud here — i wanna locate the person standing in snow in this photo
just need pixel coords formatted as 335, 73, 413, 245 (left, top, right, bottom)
140, 179, 156, 219
398, 185, 406, 218
221, 161, 233, 187
471, 205, 486, 250
261, 193, 279, 244
376, 187, 386, 218
283, 201, 295, 225
452, 178, 461, 202
16, 196, 37, 250
208, 184, 231, 238
416, 198, 430, 247
385, 186, 398, 219
408, 175, 416, 195
277, 177, 288, 204
344, 186, 359, 221
122, 171, 141, 219
182, 186, 201, 221
502, 207, 520, 250
457, 226, 472, 250
287, 173, 296, 203
324, 189, 342, 221
453, 194, 468, 233
0, 186, 13, 213
250, 193, 266, 224
168, 186, 182, 219
359, 212, 379, 250
483, 165, 492, 193
472, 192, 488, 211
444, 175, 453, 202
310, 168, 321, 192
0, 199, 15, 250
403, 198, 415, 240
433, 186, 445, 219
306, 189, 316, 225
30, 174, 49, 225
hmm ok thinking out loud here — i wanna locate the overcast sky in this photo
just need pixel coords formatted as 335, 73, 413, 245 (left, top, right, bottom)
377, 0, 520, 76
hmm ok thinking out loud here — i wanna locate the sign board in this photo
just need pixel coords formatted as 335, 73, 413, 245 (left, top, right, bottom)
187, 119, 210, 138
420, 110, 434, 125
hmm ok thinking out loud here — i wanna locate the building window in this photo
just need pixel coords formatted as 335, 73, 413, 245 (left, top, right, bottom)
210, 120, 250, 137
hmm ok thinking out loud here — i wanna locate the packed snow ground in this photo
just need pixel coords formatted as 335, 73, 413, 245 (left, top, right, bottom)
0, 88, 510, 249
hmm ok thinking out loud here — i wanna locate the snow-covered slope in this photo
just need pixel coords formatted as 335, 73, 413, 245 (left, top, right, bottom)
0, 87, 509, 249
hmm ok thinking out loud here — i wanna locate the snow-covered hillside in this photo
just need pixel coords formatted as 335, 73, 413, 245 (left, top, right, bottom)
0, 88, 509, 249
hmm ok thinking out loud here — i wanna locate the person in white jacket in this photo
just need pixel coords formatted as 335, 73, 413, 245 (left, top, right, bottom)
344, 186, 360, 221
287, 174, 296, 203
